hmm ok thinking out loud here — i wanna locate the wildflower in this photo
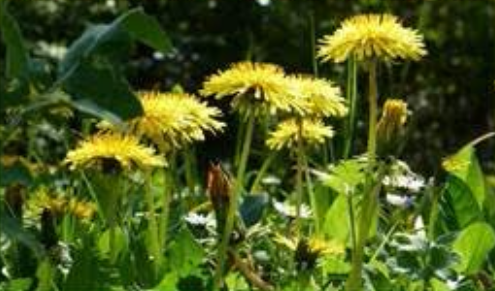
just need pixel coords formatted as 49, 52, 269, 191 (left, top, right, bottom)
273, 200, 312, 219
266, 118, 334, 151
289, 75, 348, 118
318, 14, 426, 63
274, 234, 344, 271
376, 99, 408, 155
27, 189, 96, 221
64, 132, 166, 171
201, 62, 304, 117
128, 91, 225, 151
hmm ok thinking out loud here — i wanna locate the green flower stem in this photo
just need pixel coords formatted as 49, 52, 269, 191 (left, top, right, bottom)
343, 56, 358, 159
345, 59, 379, 291
215, 113, 256, 289
159, 167, 172, 267
347, 193, 357, 252
367, 59, 378, 165
295, 117, 305, 235
250, 151, 277, 193
144, 170, 162, 275
184, 146, 197, 194
301, 146, 320, 235
345, 165, 386, 291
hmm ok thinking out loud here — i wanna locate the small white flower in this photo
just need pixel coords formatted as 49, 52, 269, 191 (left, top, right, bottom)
386, 193, 413, 207
184, 212, 216, 228
261, 175, 281, 186
273, 200, 312, 219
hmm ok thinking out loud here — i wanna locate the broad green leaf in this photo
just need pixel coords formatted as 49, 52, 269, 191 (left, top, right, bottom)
324, 194, 350, 243
453, 222, 495, 274
442, 175, 482, 228
120, 8, 172, 54
240, 193, 268, 227
58, 7, 172, 120
318, 158, 366, 195
443, 145, 486, 207
60, 7, 171, 75
168, 227, 204, 276
0, 2, 29, 79
63, 61, 142, 120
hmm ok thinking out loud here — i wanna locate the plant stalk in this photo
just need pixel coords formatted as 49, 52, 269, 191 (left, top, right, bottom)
144, 170, 162, 276
345, 59, 379, 291
295, 117, 305, 235
343, 56, 358, 159
214, 113, 256, 289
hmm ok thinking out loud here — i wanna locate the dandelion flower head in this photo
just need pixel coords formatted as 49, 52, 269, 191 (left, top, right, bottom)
64, 132, 166, 171
267, 118, 334, 151
129, 91, 225, 151
201, 62, 304, 117
318, 14, 426, 63
289, 75, 348, 117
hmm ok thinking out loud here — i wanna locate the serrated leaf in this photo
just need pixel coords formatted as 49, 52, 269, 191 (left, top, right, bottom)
318, 158, 366, 195
62, 245, 117, 291
453, 222, 495, 274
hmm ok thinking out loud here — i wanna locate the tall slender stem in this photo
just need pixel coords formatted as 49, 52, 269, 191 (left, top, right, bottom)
250, 151, 277, 193
345, 59, 380, 291
295, 118, 305, 235
367, 60, 378, 165
343, 56, 358, 159
144, 170, 162, 276
215, 114, 256, 289
159, 167, 172, 268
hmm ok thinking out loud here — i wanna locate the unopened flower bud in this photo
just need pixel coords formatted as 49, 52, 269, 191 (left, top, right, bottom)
376, 99, 408, 156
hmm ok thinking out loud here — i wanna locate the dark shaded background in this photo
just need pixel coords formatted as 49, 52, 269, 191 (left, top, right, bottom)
6, 0, 495, 174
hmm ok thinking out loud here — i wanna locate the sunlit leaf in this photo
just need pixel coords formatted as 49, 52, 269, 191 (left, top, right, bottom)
453, 222, 495, 274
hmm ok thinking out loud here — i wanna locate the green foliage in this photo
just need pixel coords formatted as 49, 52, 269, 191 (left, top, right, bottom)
59, 7, 172, 121
453, 222, 495, 275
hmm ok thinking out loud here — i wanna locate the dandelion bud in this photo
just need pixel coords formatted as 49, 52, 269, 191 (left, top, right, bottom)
376, 99, 408, 156
207, 161, 232, 236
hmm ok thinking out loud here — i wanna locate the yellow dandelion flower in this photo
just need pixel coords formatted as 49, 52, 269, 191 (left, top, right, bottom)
267, 118, 334, 151
289, 75, 348, 117
128, 91, 225, 151
318, 14, 426, 63
64, 132, 166, 171
201, 62, 304, 117
67, 198, 96, 220
27, 188, 96, 221
274, 234, 344, 270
